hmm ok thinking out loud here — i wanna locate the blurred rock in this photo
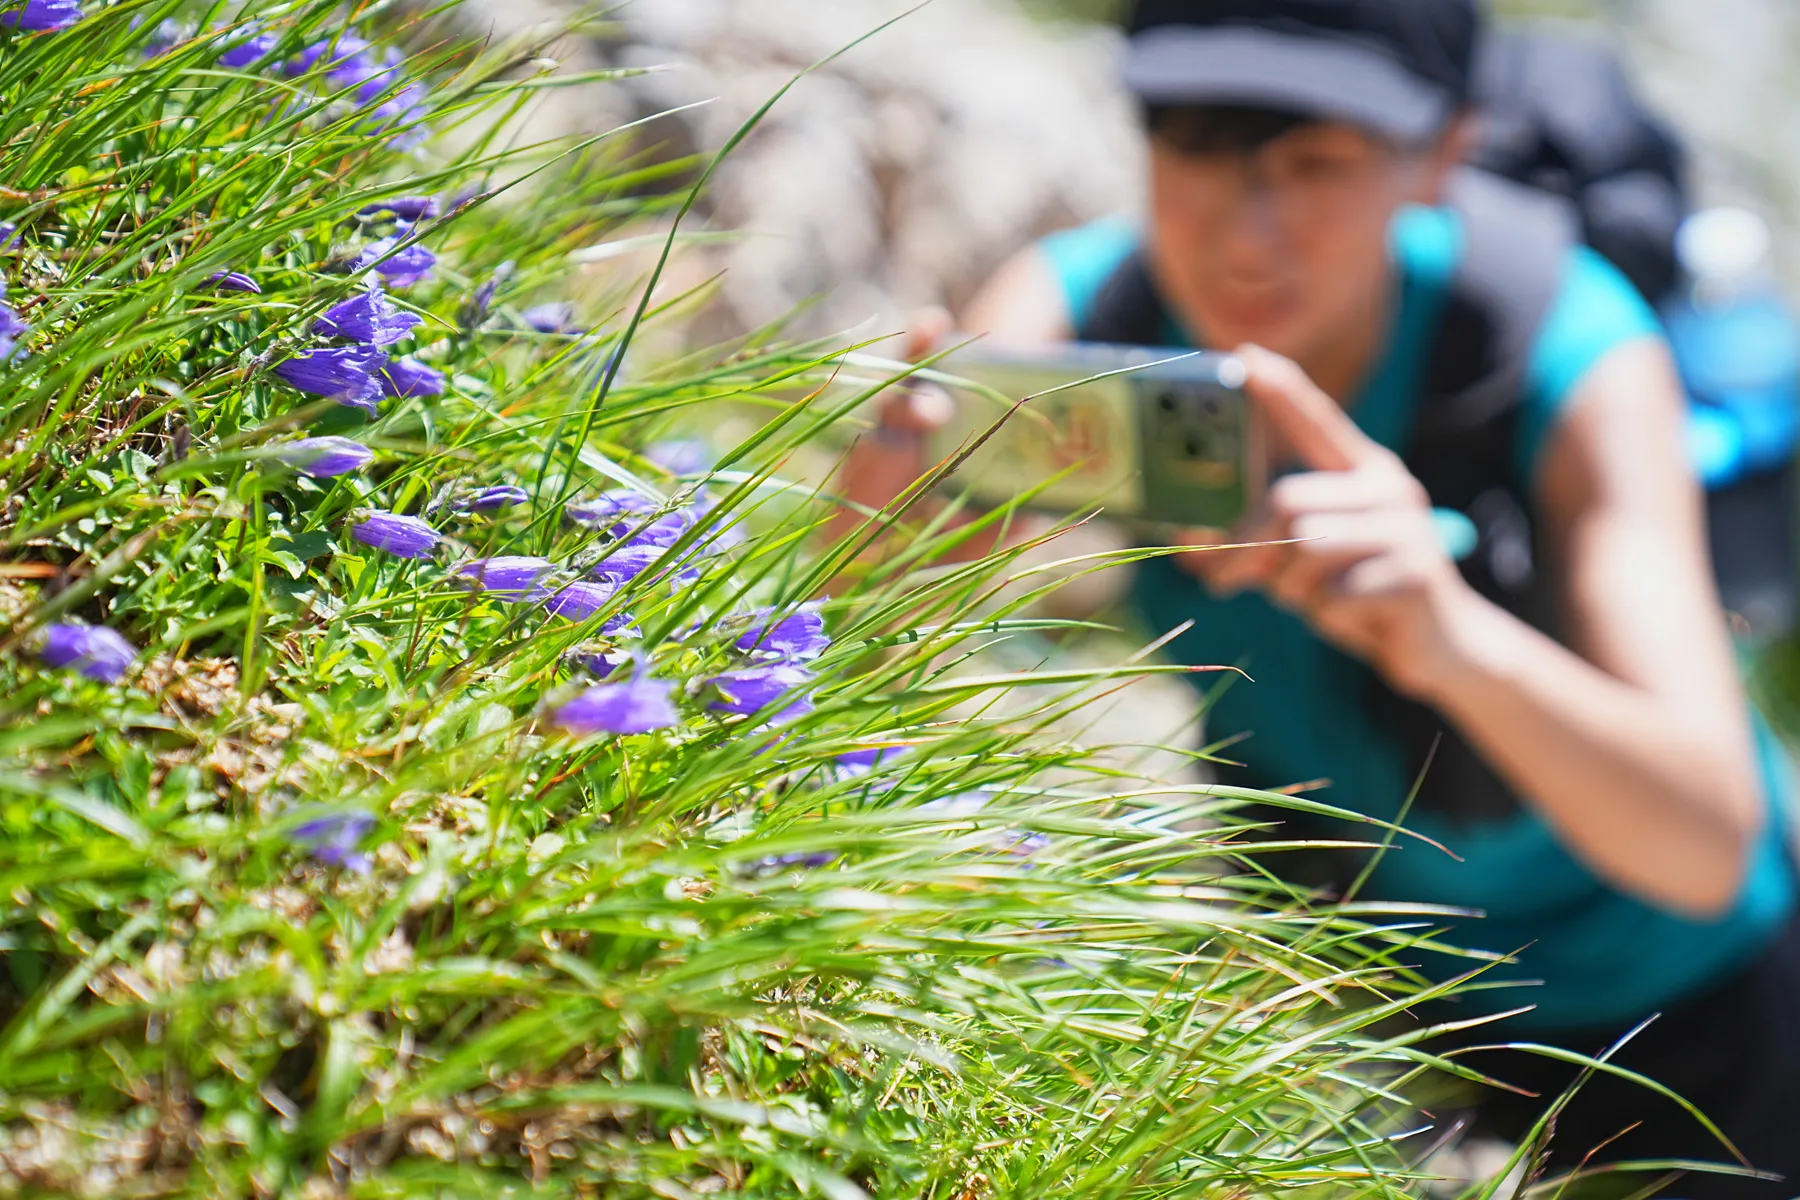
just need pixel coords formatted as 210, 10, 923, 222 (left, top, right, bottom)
452, 0, 1142, 340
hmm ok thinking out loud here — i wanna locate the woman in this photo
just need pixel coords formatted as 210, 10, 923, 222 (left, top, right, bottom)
841, 0, 1800, 1190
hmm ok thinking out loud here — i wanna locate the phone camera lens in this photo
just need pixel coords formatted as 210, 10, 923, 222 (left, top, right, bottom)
1158, 394, 1178, 414
1184, 436, 1204, 458
1202, 398, 1221, 416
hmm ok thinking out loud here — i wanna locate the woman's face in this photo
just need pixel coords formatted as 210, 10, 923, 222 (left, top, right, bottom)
1146, 119, 1450, 362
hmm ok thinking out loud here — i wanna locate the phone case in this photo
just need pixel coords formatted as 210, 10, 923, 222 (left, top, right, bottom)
923, 344, 1259, 527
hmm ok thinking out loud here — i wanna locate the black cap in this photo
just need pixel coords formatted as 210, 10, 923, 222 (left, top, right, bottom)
1123, 0, 1482, 144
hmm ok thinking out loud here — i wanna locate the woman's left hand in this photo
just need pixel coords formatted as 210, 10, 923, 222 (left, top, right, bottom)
1176, 345, 1488, 700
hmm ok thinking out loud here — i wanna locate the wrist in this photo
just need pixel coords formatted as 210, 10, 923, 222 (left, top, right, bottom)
1411, 583, 1518, 707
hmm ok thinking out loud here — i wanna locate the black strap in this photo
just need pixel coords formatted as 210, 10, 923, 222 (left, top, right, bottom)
1419, 169, 1577, 435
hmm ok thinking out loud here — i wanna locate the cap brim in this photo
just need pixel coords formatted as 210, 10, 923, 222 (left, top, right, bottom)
1122, 26, 1451, 143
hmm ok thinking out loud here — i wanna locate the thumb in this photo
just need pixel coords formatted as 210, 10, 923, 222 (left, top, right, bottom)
1235, 344, 1382, 473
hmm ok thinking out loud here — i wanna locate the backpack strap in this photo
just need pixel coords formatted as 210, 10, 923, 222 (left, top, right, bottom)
1419, 169, 1579, 437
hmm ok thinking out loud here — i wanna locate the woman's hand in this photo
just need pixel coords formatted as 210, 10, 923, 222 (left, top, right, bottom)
1176, 345, 1486, 700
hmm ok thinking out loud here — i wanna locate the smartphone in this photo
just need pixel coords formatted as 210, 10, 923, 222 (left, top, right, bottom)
922, 343, 1261, 528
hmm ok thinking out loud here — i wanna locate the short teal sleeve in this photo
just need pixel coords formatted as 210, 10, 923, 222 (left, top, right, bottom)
1516, 246, 1666, 483
1038, 217, 1140, 333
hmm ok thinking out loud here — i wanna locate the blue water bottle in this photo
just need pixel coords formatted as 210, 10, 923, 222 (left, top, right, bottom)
1665, 207, 1800, 488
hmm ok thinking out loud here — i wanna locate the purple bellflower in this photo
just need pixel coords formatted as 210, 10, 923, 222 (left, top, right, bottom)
291, 810, 375, 873
379, 356, 444, 399
204, 271, 261, 294
836, 745, 906, 777
588, 542, 700, 588
540, 580, 619, 622
455, 556, 552, 600
461, 264, 509, 331
1, 0, 83, 31
549, 677, 680, 736
0, 223, 17, 250
566, 489, 655, 529
314, 289, 420, 346
522, 302, 580, 334
278, 436, 372, 478
737, 608, 829, 661
273, 346, 387, 413
39, 624, 136, 683
141, 18, 185, 56
460, 484, 529, 512
350, 510, 440, 559
357, 236, 436, 288
361, 195, 439, 222
707, 664, 815, 718
217, 29, 278, 68
287, 33, 368, 76
0, 302, 26, 359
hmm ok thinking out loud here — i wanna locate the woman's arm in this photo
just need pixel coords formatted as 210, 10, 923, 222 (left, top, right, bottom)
1194, 344, 1761, 918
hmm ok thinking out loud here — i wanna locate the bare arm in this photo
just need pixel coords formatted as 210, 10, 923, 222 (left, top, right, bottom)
1428, 339, 1761, 916
1199, 343, 1761, 917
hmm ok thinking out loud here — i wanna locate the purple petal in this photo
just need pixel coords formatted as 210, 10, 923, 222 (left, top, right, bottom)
586, 542, 700, 587
205, 271, 261, 294
217, 30, 278, 68
837, 745, 906, 776
273, 346, 386, 412
548, 678, 680, 736
0, 303, 27, 360
1, 0, 82, 30
522, 302, 580, 334
540, 580, 618, 621
455, 556, 552, 600
314, 289, 419, 346
378, 356, 444, 399
39, 624, 136, 682
459, 485, 529, 512
278, 436, 372, 478
349, 511, 440, 559
356, 237, 436, 289
361, 195, 439, 222
707, 665, 815, 717
736, 608, 829, 660
291, 810, 376, 873
288, 33, 368, 76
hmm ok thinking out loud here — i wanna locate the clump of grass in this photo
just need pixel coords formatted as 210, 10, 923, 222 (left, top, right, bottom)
0, 2, 1526, 1196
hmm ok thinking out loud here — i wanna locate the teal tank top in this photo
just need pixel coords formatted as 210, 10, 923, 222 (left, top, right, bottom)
1040, 209, 1798, 1031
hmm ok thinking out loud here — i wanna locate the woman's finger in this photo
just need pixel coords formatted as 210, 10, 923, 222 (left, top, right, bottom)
1235, 344, 1386, 473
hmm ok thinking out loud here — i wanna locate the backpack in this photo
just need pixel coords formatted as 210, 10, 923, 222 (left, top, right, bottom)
1470, 30, 1689, 306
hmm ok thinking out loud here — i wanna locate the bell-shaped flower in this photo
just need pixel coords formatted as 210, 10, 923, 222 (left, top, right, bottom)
357, 236, 435, 288
1, 0, 83, 30
291, 810, 376, 874
277, 436, 372, 478
706, 664, 815, 718
455, 556, 552, 601
349, 510, 440, 559
0, 302, 26, 359
587, 542, 700, 588
522, 302, 581, 334
459, 484, 529, 512
360, 195, 439, 222
378, 356, 444, 399
313, 289, 419, 346
273, 346, 386, 413
39, 624, 136, 682
549, 677, 680, 736
204, 271, 261, 294
736, 607, 829, 661
217, 29, 278, 68
539, 579, 618, 621
287, 32, 368, 76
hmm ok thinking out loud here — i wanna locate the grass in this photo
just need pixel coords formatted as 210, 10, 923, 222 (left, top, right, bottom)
0, 1, 1691, 1196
